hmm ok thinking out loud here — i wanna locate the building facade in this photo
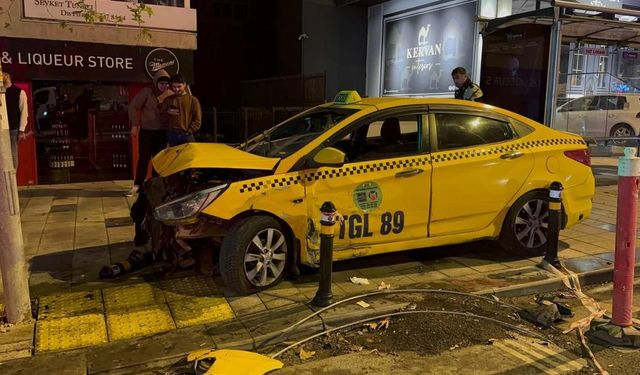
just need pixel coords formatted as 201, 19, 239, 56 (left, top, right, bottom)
1, 0, 197, 186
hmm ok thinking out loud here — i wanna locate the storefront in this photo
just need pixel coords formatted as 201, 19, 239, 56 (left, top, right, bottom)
479, 1, 640, 132
0, 37, 193, 186
365, 0, 640, 133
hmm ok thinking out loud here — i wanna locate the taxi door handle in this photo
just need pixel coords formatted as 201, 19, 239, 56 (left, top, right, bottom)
500, 151, 524, 160
395, 168, 424, 178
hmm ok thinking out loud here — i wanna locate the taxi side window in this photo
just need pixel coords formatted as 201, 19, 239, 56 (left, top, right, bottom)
332, 115, 420, 163
435, 113, 514, 151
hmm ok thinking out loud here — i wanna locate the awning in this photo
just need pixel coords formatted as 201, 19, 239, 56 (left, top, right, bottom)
484, 3, 640, 48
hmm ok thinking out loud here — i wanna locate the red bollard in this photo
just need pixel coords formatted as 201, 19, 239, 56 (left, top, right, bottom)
612, 147, 640, 327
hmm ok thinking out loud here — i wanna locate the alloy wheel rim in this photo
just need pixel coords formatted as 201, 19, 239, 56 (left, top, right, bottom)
514, 199, 549, 249
244, 228, 287, 287
614, 127, 632, 137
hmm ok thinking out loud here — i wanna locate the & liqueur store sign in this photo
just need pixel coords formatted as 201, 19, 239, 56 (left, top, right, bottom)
0, 38, 193, 83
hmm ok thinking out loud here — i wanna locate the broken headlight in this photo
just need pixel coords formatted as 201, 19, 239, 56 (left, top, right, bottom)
154, 184, 228, 222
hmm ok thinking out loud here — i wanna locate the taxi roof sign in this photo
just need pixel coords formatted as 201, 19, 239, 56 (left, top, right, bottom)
334, 90, 361, 105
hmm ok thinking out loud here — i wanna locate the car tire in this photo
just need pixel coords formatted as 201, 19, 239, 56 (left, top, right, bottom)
500, 190, 550, 256
610, 123, 635, 138
220, 216, 290, 295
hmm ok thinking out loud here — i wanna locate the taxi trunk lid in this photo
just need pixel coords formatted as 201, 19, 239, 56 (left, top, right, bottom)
152, 143, 280, 177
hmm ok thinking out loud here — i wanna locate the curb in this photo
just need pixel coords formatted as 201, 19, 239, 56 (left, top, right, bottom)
475, 262, 640, 299
91, 302, 408, 374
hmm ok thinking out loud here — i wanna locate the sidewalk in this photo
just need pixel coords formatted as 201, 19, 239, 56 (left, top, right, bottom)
0, 180, 638, 373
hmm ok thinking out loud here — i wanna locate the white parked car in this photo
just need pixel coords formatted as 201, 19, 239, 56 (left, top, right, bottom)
555, 94, 640, 138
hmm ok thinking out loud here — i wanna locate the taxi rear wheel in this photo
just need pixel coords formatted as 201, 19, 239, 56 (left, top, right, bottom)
220, 216, 289, 295
500, 191, 549, 256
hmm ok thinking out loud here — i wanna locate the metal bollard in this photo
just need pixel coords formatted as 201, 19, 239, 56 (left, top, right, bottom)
543, 181, 563, 268
612, 147, 640, 327
311, 202, 336, 307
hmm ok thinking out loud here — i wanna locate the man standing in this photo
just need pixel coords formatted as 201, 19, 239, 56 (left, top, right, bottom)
2, 72, 28, 169
451, 67, 483, 102
125, 69, 172, 197
161, 74, 201, 147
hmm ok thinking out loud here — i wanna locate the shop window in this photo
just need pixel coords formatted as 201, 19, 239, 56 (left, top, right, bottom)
331, 115, 420, 162
435, 113, 514, 151
597, 55, 609, 89
571, 51, 585, 87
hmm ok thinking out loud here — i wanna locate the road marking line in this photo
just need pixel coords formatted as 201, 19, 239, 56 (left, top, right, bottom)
493, 341, 559, 375
533, 342, 586, 371
507, 339, 585, 372
502, 340, 574, 373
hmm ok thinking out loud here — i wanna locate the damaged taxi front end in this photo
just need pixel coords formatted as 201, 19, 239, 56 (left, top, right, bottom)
144, 103, 363, 295
148, 143, 286, 242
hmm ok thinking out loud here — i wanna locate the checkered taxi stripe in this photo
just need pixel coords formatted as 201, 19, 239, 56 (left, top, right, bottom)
237, 137, 586, 193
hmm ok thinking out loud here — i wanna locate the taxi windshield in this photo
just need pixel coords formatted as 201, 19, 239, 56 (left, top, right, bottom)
243, 107, 360, 158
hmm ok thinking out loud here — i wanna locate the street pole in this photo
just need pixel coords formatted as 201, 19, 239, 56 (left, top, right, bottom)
0, 63, 32, 324
587, 147, 640, 347
612, 147, 639, 328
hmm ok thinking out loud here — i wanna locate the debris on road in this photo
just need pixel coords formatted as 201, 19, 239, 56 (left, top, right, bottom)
299, 346, 316, 361
518, 303, 560, 328
404, 303, 417, 311
518, 299, 574, 328
356, 301, 371, 309
378, 281, 391, 290
350, 277, 370, 285
365, 318, 391, 332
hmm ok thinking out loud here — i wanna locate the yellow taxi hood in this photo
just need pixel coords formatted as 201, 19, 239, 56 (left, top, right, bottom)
152, 143, 280, 177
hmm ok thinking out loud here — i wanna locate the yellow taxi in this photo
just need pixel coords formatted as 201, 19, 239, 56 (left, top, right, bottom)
151, 91, 595, 294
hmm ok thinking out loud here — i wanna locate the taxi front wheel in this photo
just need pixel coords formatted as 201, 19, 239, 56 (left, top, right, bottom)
220, 216, 290, 295
500, 191, 549, 256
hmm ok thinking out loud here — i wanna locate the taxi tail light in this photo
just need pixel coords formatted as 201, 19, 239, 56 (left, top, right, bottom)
564, 149, 591, 167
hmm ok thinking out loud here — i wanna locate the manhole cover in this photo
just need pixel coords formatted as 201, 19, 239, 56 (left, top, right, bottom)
49, 204, 77, 213
105, 217, 133, 228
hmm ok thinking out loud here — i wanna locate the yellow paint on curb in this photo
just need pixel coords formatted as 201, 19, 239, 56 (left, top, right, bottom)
103, 283, 166, 310
36, 313, 108, 352
106, 304, 176, 341
38, 290, 103, 320
169, 296, 235, 328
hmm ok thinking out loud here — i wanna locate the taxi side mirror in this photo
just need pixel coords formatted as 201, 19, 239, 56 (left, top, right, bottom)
312, 147, 345, 168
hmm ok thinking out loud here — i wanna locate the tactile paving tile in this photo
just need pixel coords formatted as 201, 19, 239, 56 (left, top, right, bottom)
106, 304, 176, 341
103, 283, 166, 310
37, 290, 103, 320
161, 276, 222, 301
36, 313, 108, 352
169, 296, 235, 328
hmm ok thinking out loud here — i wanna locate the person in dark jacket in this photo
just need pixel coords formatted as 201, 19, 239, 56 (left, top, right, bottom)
125, 69, 172, 197
452, 67, 483, 102
2, 71, 29, 169
160, 74, 202, 147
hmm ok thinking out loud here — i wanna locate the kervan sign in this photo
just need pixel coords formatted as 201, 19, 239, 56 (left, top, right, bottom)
0, 37, 193, 83
24, 0, 197, 32
382, 1, 476, 96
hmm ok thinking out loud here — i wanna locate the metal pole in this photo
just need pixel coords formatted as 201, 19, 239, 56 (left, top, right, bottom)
612, 147, 639, 327
543, 181, 563, 268
312, 201, 336, 307
544, 18, 562, 127
0, 63, 32, 323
